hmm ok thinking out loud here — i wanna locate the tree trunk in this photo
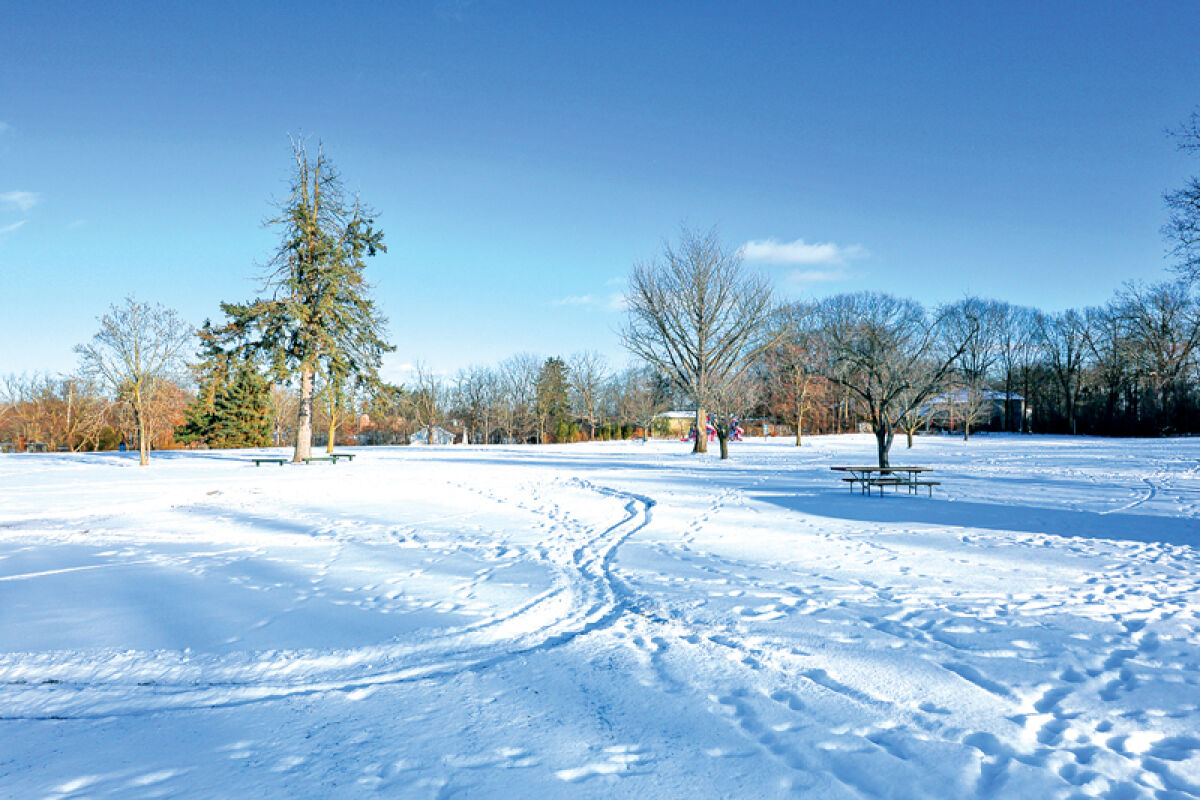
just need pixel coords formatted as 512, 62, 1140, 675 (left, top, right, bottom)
295, 367, 314, 462
906, 428, 914, 448
874, 422, 893, 469
1022, 370, 1032, 433
427, 424, 435, 446
795, 409, 803, 446
66, 384, 74, 452
1003, 371, 1013, 432
134, 399, 149, 466
1067, 389, 1077, 435
327, 412, 336, 454
693, 407, 707, 454
963, 421, 970, 441
717, 428, 729, 460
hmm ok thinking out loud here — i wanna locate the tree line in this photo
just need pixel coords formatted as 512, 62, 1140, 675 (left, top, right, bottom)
7, 238, 1194, 469
3, 111, 1200, 466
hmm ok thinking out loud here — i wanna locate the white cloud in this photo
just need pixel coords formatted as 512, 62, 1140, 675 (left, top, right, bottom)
551, 294, 597, 307
551, 292, 626, 312
1, 190, 40, 212
740, 237, 866, 265
604, 293, 628, 312
0, 220, 26, 235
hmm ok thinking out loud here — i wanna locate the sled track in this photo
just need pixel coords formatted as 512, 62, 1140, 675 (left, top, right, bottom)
1099, 475, 1157, 516
0, 482, 655, 720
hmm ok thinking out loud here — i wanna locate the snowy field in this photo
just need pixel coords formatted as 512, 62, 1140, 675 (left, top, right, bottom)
2, 435, 1200, 799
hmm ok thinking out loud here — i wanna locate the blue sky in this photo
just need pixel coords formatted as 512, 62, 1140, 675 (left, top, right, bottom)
3, 2, 1199, 381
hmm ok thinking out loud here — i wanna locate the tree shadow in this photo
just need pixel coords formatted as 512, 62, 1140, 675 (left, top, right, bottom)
750, 489, 1199, 548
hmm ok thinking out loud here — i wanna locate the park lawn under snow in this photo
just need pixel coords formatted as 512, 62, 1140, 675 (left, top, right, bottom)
1, 435, 1199, 799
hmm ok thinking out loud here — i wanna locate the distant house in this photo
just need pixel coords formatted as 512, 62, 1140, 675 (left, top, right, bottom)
652, 411, 697, 439
410, 426, 456, 446
922, 390, 1025, 433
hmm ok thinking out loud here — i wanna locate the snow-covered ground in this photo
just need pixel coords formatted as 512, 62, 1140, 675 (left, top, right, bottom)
2, 434, 1199, 799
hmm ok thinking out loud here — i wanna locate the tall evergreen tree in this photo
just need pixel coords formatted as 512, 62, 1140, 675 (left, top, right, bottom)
177, 325, 273, 449
220, 139, 393, 461
535, 357, 573, 443
176, 321, 232, 446
210, 362, 273, 447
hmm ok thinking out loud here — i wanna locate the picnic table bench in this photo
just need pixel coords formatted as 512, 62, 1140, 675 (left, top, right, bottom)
830, 466, 938, 496
330, 453, 356, 461
302, 456, 337, 464
252, 457, 288, 467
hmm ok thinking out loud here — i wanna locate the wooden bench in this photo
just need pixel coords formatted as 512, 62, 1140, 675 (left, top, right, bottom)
867, 477, 904, 496
252, 458, 288, 467
910, 480, 940, 497
302, 456, 337, 464
330, 453, 356, 462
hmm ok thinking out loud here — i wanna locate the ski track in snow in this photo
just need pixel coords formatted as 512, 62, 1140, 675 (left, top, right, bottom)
0, 476, 655, 719
3, 436, 1200, 798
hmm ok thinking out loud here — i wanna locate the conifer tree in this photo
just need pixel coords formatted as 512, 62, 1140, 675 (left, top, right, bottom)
176, 325, 273, 449
220, 139, 392, 461
176, 322, 232, 446
535, 357, 573, 443
211, 362, 272, 447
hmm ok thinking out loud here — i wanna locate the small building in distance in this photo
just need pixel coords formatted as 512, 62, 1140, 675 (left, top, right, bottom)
652, 411, 696, 439
923, 390, 1026, 433
410, 426, 456, 446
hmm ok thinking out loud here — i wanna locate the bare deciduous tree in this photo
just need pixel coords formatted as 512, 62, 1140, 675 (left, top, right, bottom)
569, 351, 608, 440
614, 366, 670, 442
498, 353, 540, 444
707, 369, 759, 459
766, 303, 825, 446
269, 384, 299, 446
894, 365, 940, 448
1165, 109, 1200, 281
409, 363, 450, 445
622, 226, 780, 455
454, 365, 502, 445
942, 297, 1001, 440
314, 370, 361, 452
1036, 309, 1088, 435
814, 292, 966, 468
1119, 279, 1200, 431
75, 297, 192, 465
1084, 302, 1134, 431
996, 304, 1038, 433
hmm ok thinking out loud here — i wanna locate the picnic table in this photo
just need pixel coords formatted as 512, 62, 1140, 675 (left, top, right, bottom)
830, 465, 939, 496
